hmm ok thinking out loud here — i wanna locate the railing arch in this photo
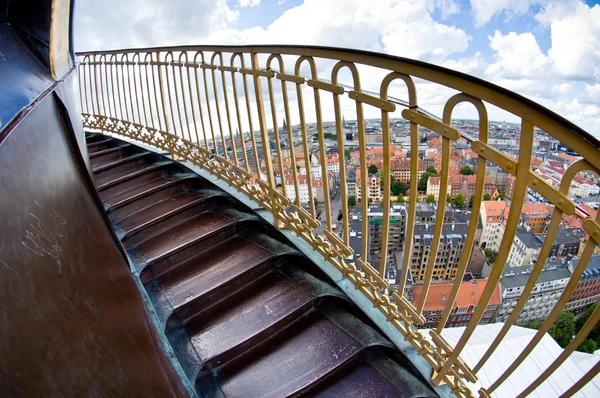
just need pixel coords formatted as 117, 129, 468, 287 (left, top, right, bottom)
76, 45, 600, 398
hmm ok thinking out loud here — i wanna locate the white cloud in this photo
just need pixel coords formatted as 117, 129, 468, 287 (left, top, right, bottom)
547, 4, 600, 80
238, 0, 261, 7
442, 52, 486, 75
485, 31, 548, 79
426, 0, 461, 19
470, 0, 543, 27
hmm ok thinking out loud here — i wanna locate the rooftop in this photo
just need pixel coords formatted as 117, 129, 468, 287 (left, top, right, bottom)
412, 278, 501, 312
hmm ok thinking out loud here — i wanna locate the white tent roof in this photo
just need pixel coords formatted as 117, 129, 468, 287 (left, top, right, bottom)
440, 323, 600, 397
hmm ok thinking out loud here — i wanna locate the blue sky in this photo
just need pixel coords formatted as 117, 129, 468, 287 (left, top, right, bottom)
75, 0, 600, 136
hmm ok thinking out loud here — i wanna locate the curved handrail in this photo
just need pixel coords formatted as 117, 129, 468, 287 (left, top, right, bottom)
76, 45, 600, 398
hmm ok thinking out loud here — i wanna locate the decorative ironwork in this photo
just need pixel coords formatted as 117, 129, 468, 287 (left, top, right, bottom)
78, 45, 600, 398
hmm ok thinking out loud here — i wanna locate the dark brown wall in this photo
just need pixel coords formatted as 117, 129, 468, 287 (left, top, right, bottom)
0, 93, 187, 397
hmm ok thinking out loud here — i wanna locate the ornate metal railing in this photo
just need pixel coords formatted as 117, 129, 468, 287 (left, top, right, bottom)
76, 45, 600, 397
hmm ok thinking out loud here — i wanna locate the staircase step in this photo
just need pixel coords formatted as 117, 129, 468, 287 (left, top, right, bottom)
87, 138, 119, 153
116, 191, 211, 235
104, 175, 182, 208
98, 162, 179, 200
89, 144, 137, 166
198, 308, 362, 398
85, 134, 111, 145
158, 236, 275, 310
185, 269, 315, 365
131, 208, 241, 265
121, 195, 234, 251
93, 153, 158, 183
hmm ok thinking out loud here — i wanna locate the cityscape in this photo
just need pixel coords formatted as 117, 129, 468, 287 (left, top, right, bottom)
215, 115, 600, 348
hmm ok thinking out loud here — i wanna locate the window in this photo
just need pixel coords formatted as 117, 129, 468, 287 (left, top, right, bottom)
442, 295, 447, 301
456, 307, 467, 314
471, 292, 476, 299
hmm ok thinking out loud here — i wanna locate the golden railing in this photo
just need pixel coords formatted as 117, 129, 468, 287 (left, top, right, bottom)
76, 45, 600, 397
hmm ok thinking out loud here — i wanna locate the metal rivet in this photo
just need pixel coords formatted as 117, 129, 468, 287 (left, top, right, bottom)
532, 180, 537, 186
558, 199, 564, 206
593, 231, 599, 238
479, 148, 485, 153
506, 163, 513, 170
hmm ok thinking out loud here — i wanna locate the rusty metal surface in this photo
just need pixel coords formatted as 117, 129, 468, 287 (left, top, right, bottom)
0, 96, 188, 397
87, 133, 439, 397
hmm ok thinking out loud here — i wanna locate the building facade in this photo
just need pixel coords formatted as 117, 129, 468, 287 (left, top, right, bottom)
565, 255, 600, 314
410, 223, 468, 280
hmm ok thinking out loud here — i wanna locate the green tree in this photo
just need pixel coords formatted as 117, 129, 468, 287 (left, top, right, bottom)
368, 164, 378, 174
426, 166, 437, 175
522, 320, 544, 330
314, 198, 319, 207
454, 193, 465, 208
396, 193, 406, 203
446, 193, 452, 203
483, 193, 492, 201
418, 170, 436, 192
348, 196, 357, 207
460, 166, 475, 175
344, 147, 352, 160
548, 311, 575, 348
425, 194, 436, 204
469, 195, 474, 207
484, 249, 496, 264
392, 181, 407, 196
578, 339, 598, 353
575, 304, 600, 345
497, 191, 506, 200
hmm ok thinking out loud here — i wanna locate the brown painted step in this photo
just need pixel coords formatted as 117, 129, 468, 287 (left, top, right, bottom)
158, 236, 275, 313
131, 208, 240, 265
89, 144, 140, 168
87, 138, 119, 154
107, 176, 211, 223
309, 356, 402, 398
116, 191, 214, 235
98, 162, 180, 201
199, 308, 362, 398
121, 196, 235, 251
104, 175, 183, 208
184, 270, 315, 365
85, 134, 111, 145
93, 152, 158, 184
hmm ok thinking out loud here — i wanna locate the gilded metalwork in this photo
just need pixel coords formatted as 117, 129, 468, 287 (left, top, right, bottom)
77, 46, 600, 398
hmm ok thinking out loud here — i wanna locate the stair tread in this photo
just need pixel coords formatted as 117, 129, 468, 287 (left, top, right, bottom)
104, 176, 182, 208
134, 210, 237, 264
310, 358, 401, 398
96, 162, 169, 190
159, 236, 273, 309
216, 310, 361, 398
187, 270, 314, 363
116, 191, 208, 234
92, 152, 150, 173
89, 144, 131, 158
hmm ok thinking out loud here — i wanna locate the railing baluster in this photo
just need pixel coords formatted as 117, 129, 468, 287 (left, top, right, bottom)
240, 56, 260, 174
313, 75, 332, 234
218, 57, 237, 165
182, 53, 200, 144
437, 95, 488, 332
192, 52, 209, 150
230, 54, 250, 171
265, 57, 285, 199
417, 135, 451, 313
274, 58, 301, 206
294, 57, 316, 216
434, 119, 534, 384
210, 53, 228, 158
251, 52, 279, 223
200, 55, 217, 155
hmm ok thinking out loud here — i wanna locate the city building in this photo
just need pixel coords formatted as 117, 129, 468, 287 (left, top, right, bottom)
427, 175, 495, 200
411, 276, 501, 328
367, 204, 407, 268
411, 223, 469, 280
497, 264, 572, 324
505, 174, 516, 200
506, 230, 543, 268
565, 255, 600, 314
356, 169, 382, 203
479, 201, 509, 252
539, 227, 581, 259
520, 203, 553, 233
